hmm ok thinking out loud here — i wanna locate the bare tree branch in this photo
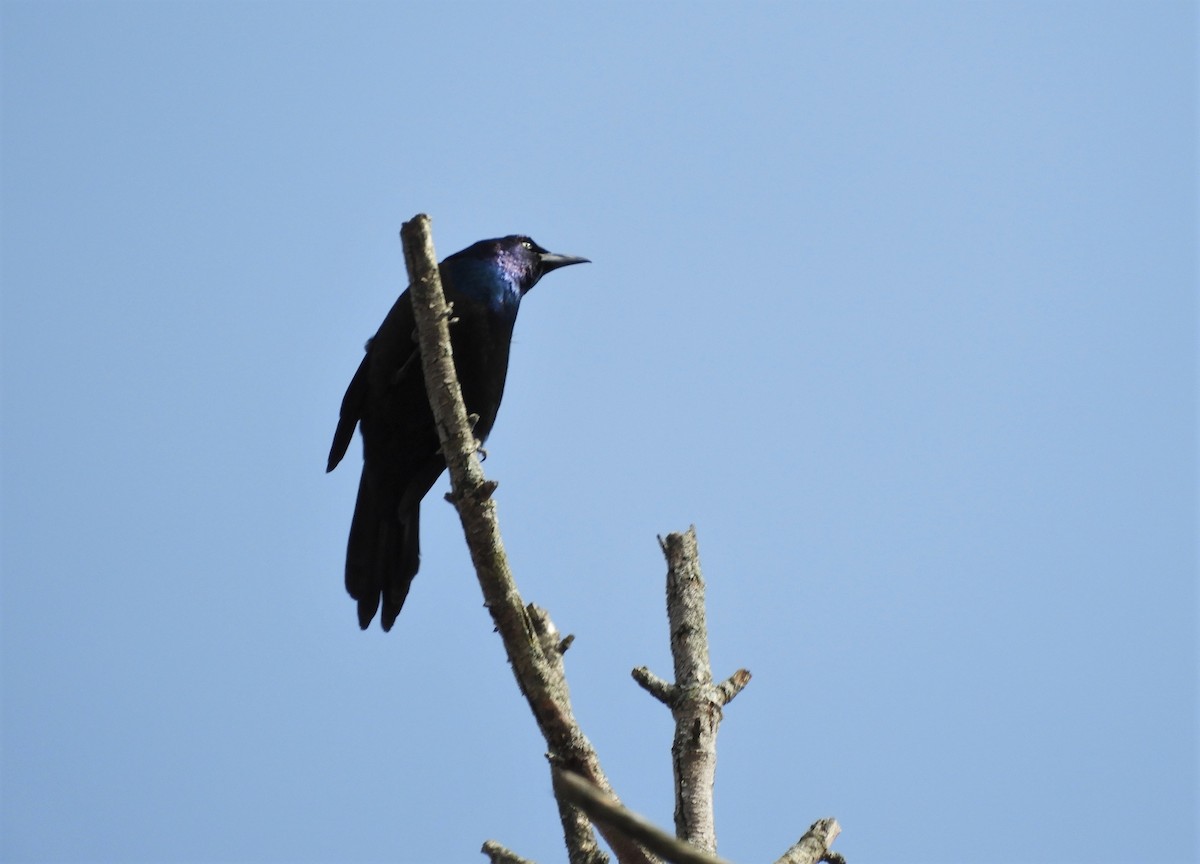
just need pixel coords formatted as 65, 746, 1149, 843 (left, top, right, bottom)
636, 527, 752, 852
714, 669, 752, 705
631, 667, 673, 705
400, 215, 652, 864
481, 840, 538, 864
554, 771, 735, 864
528, 606, 608, 864
772, 819, 843, 864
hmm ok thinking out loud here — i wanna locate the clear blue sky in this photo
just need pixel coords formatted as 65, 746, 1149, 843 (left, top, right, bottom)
2, 3, 1195, 863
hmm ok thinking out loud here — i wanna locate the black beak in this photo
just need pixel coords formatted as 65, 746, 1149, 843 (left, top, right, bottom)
539, 251, 590, 273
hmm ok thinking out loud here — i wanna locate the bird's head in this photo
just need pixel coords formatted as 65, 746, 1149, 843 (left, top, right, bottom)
493, 235, 590, 295
448, 235, 589, 301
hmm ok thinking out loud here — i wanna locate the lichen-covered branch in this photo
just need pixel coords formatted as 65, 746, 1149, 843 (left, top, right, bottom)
632, 527, 751, 852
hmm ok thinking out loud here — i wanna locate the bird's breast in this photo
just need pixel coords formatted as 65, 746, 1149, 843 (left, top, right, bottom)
447, 307, 517, 442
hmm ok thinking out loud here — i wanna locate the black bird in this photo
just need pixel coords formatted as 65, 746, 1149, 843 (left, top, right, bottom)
327, 235, 589, 630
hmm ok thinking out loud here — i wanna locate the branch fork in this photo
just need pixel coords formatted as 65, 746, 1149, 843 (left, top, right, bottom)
399, 215, 841, 864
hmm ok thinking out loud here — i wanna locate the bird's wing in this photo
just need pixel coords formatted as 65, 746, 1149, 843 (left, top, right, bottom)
326, 347, 370, 473
327, 291, 423, 474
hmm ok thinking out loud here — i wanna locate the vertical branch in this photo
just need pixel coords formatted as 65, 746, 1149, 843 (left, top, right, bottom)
633, 527, 751, 854
662, 528, 749, 851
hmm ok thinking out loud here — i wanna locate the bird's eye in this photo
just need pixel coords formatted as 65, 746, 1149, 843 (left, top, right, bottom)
521, 240, 533, 250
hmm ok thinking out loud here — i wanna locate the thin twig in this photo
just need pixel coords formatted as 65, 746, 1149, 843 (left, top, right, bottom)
631, 667, 674, 705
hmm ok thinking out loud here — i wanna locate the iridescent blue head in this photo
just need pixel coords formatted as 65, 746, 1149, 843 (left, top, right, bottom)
442, 235, 589, 312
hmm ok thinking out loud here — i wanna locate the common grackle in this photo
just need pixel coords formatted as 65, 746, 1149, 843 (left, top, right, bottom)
327, 235, 589, 630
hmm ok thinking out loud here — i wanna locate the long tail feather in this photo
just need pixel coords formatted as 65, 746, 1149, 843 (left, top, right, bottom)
345, 470, 420, 630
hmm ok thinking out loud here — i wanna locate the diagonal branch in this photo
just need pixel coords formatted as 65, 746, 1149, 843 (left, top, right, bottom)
554, 770, 735, 864
400, 215, 655, 864
481, 840, 538, 864
773, 819, 843, 864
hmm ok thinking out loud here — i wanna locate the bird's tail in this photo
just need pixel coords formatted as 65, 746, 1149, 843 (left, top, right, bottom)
345, 472, 419, 631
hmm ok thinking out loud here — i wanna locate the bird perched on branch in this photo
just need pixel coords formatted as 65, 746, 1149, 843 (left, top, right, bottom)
327, 235, 589, 630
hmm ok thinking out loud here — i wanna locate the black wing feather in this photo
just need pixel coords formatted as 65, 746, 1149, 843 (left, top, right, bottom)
326, 349, 370, 473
